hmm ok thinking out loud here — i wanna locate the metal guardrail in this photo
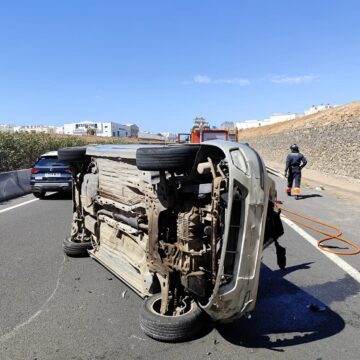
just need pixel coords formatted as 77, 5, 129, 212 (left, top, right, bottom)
266, 166, 286, 179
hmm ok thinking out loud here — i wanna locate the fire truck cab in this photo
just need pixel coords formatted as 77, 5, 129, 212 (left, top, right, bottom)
178, 117, 238, 144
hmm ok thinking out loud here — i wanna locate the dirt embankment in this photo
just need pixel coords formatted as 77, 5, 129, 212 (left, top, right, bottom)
238, 101, 360, 180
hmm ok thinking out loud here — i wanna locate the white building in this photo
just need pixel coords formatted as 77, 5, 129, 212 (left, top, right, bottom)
138, 131, 166, 141
304, 104, 333, 116
55, 126, 64, 134
0, 124, 15, 133
159, 132, 177, 141
268, 113, 301, 124
220, 121, 236, 130
63, 121, 138, 137
13, 125, 58, 134
235, 120, 262, 130
126, 124, 140, 138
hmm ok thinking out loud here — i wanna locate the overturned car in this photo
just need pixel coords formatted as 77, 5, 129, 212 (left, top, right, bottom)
58, 141, 284, 341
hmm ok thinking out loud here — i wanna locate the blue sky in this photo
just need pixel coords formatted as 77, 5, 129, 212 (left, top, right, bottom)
0, 0, 359, 133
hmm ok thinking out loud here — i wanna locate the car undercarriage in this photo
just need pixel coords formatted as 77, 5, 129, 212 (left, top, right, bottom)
59, 141, 284, 341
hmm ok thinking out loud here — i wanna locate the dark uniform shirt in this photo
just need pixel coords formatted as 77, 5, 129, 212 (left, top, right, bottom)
285, 152, 307, 173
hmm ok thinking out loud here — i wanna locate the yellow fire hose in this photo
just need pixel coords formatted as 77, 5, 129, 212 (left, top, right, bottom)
277, 204, 360, 256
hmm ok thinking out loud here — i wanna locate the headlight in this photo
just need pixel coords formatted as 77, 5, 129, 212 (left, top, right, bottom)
230, 150, 248, 174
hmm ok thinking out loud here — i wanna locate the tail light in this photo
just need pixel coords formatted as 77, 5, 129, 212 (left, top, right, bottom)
64, 168, 73, 173
31, 168, 40, 174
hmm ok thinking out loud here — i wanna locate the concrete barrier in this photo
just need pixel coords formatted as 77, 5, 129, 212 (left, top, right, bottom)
0, 169, 32, 202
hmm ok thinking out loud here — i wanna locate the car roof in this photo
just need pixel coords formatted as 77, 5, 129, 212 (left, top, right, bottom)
40, 151, 58, 157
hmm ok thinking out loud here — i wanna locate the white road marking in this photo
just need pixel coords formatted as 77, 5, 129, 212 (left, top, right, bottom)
0, 198, 39, 214
282, 216, 360, 283
130, 334, 147, 341
0, 256, 66, 343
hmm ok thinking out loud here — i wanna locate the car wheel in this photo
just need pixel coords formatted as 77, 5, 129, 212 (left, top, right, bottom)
58, 147, 87, 162
136, 146, 200, 172
139, 293, 203, 342
63, 237, 92, 257
33, 192, 45, 199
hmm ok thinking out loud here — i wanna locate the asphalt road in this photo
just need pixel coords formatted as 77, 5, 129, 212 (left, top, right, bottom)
0, 179, 359, 360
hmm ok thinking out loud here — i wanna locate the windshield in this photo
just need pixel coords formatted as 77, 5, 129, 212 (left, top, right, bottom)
36, 158, 70, 167
202, 132, 227, 141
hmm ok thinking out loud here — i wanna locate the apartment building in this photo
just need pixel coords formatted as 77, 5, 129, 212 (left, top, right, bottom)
63, 121, 139, 137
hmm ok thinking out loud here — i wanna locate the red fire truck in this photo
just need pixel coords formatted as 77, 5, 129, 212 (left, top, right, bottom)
178, 117, 238, 143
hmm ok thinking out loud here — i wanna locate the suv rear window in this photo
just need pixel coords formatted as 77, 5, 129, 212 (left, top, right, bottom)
36, 158, 70, 167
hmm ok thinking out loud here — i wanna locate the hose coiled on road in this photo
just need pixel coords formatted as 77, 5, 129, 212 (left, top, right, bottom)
278, 205, 360, 255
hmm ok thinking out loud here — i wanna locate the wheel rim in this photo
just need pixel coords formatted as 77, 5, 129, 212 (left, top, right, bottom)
150, 296, 195, 317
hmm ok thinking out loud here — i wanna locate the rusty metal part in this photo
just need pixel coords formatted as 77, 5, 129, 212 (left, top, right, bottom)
211, 177, 222, 284
145, 180, 168, 276
84, 215, 97, 234
207, 157, 217, 179
161, 241, 209, 257
157, 273, 170, 315
96, 209, 148, 232
177, 206, 202, 247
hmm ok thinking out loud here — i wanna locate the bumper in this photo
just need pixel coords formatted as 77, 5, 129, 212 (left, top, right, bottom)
31, 182, 72, 192
200, 143, 269, 321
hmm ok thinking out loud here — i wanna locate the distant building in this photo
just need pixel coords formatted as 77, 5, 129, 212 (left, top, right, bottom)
235, 112, 302, 130
13, 125, 58, 134
0, 124, 15, 133
268, 113, 302, 123
160, 132, 177, 141
63, 121, 138, 137
138, 131, 166, 141
304, 104, 333, 116
236, 120, 262, 130
220, 121, 235, 130
55, 126, 64, 134
126, 124, 140, 138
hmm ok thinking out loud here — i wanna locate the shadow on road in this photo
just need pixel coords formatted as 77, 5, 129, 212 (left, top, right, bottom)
216, 263, 347, 351
297, 194, 323, 200
42, 192, 72, 201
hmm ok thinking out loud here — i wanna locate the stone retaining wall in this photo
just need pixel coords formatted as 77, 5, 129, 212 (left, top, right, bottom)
238, 117, 360, 179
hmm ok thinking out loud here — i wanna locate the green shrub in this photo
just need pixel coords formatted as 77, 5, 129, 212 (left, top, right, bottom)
0, 133, 85, 172
0, 133, 136, 172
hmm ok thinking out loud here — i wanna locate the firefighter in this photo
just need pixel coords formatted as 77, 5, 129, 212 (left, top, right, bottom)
284, 144, 307, 199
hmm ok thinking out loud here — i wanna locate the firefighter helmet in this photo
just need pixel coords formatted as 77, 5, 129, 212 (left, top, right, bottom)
290, 144, 299, 152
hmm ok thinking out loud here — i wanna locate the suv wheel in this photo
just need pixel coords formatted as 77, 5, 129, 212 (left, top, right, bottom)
33, 191, 45, 199
139, 293, 203, 342
136, 146, 200, 172
63, 237, 92, 257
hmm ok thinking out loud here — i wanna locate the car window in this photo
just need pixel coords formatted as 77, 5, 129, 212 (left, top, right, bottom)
36, 158, 70, 167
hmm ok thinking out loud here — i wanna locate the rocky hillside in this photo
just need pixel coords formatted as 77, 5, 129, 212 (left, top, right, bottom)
238, 101, 360, 179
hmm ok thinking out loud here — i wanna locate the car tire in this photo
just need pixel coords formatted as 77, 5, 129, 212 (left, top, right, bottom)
63, 237, 92, 257
139, 293, 203, 342
136, 146, 200, 172
33, 191, 45, 199
58, 147, 87, 162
